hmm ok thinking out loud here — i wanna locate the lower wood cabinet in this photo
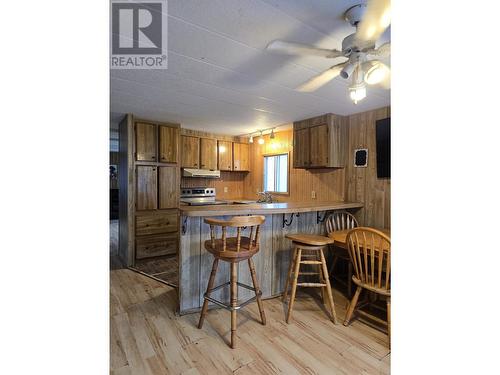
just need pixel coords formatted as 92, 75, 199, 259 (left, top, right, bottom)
135, 232, 177, 259
136, 166, 157, 210
135, 210, 178, 236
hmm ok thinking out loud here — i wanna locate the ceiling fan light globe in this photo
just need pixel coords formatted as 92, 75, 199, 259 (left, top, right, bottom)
364, 62, 390, 85
340, 63, 356, 79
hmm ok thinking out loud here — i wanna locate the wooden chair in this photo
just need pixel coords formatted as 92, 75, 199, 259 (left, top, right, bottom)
283, 234, 338, 324
343, 227, 391, 346
197, 215, 266, 349
325, 211, 358, 297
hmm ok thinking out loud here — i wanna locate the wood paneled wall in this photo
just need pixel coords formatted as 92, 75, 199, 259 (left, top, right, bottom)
345, 106, 391, 228
242, 130, 345, 202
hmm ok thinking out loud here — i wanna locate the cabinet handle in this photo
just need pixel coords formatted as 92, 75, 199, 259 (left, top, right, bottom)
151, 156, 155, 159
228, 166, 231, 169
201, 164, 205, 167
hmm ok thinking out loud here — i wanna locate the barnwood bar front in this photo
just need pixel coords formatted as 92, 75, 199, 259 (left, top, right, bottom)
178, 201, 363, 314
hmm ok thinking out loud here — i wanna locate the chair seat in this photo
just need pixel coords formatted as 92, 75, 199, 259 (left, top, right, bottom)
285, 233, 335, 246
204, 237, 259, 262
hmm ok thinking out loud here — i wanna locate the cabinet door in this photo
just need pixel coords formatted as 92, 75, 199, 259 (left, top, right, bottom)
158, 166, 178, 209
233, 143, 241, 171
135, 122, 157, 161
239, 143, 249, 171
293, 128, 310, 168
233, 143, 249, 171
218, 141, 233, 171
309, 124, 329, 167
159, 125, 179, 164
181, 136, 200, 168
136, 166, 157, 211
200, 138, 218, 170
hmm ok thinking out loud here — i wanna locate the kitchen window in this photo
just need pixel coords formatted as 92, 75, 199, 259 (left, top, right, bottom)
263, 153, 289, 193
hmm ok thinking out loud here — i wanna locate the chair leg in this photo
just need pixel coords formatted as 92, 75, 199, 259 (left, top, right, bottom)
329, 254, 338, 279
387, 297, 391, 348
248, 258, 266, 325
286, 248, 302, 324
319, 248, 338, 324
344, 286, 362, 326
230, 262, 238, 349
282, 246, 297, 302
198, 258, 219, 329
347, 262, 353, 298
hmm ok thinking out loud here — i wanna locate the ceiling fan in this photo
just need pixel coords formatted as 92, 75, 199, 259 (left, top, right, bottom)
266, 0, 391, 104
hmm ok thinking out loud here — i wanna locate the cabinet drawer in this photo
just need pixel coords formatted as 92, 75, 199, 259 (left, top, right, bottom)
136, 233, 178, 259
135, 210, 178, 236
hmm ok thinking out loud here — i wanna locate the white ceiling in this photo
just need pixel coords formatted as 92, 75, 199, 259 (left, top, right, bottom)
110, 0, 390, 135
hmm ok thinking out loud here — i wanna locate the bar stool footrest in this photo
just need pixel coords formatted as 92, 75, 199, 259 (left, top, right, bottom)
296, 282, 327, 287
203, 281, 262, 311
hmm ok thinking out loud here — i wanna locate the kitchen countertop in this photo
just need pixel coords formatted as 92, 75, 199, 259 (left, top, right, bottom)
179, 201, 363, 217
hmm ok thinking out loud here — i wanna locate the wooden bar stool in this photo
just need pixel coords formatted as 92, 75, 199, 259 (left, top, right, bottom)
283, 234, 338, 324
198, 215, 267, 349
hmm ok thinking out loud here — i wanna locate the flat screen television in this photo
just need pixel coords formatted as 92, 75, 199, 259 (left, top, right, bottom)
376, 117, 390, 178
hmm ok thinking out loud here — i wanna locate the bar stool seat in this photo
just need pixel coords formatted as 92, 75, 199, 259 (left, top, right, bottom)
198, 215, 267, 349
283, 233, 338, 324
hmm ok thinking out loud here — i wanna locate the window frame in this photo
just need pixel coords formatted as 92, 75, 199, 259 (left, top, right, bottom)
262, 152, 290, 195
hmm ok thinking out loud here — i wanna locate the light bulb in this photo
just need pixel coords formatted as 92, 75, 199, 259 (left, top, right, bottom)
249, 136, 253, 143
258, 136, 265, 145
349, 84, 366, 104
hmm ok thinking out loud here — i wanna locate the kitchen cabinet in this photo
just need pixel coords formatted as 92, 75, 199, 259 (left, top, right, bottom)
200, 138, 218, 170
218, 140, 233, 171
135, 122, 157, 161
233, 142, 249, 171
293, 114, 347, 168
158, 166, 179, 209
159, 125, 179, 163
136, 165, 157, 210
181, 135, 200, 168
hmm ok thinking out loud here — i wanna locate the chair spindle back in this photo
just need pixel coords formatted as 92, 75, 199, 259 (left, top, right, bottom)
325, 211, 358, 234
346, 227, 391, 292
204, 215, 265, 254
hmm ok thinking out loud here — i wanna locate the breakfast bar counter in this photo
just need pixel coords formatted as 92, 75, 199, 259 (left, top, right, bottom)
178, 201, 363, 314
179, 201, 363, 217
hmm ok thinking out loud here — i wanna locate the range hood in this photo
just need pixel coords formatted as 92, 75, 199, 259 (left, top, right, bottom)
182, 168, 221, 178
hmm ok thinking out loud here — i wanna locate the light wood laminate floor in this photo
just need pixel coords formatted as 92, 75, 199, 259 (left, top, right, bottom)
111, 268, 390, 374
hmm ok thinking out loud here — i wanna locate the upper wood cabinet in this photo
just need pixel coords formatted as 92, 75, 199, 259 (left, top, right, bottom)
293, 114, 347, 168
158, 166, 179, 209
135, 122, 157, 161
136, 166, 157, 210
159, 125, 179, 164
233, 142, 249, 171
218, 140, 233, 171
200, 138, 218, 170
181, 135, 200, 168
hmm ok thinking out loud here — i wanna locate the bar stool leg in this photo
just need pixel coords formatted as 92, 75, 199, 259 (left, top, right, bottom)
198, 258, 219, 329
282, 246, 297, 302
317, 251, 326, 304
319, 248, 338, 324
286, 248, 302, 324
230, 262, 238, 349
248, 258, 266, 325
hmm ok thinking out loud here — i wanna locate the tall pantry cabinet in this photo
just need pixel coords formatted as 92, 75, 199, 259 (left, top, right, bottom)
118, 114, 180, 266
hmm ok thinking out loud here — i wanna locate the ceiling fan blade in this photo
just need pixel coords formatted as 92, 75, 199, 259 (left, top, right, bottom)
296, 63, 346, 92
367, 42, 391, 57
267, 40, 344, 58
355, 0, 391, 44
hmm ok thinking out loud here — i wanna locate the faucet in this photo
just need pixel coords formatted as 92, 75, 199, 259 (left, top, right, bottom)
257, 191, 274, 203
